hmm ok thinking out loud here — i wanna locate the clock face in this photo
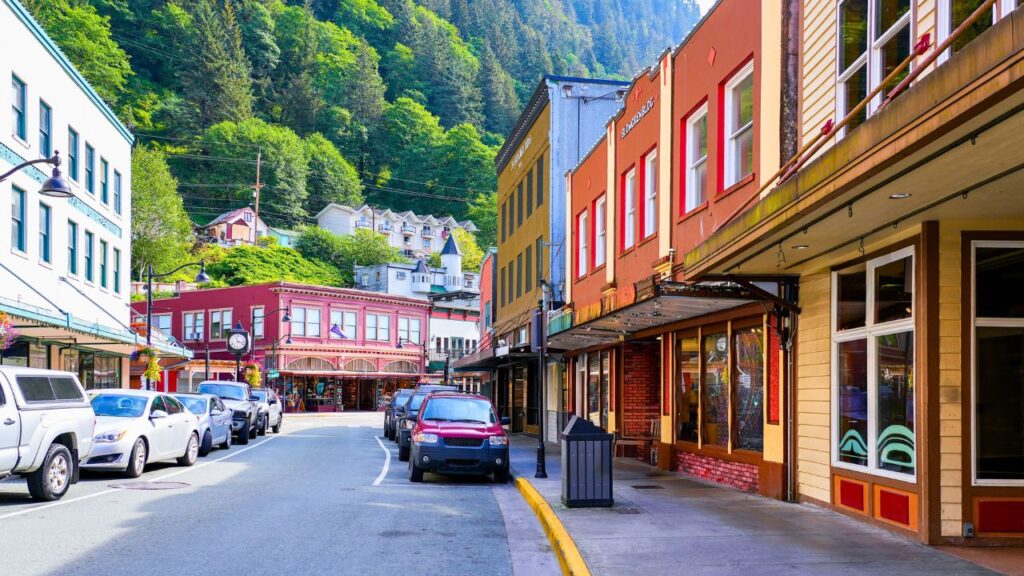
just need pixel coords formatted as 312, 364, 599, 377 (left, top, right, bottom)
228, 333, 248, 351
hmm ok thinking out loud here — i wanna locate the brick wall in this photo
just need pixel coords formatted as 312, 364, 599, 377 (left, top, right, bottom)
621, 342, 660, 437
676, 451, 760, 493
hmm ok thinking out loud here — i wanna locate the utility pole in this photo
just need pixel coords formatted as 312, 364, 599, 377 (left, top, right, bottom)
251, 148, 263, 245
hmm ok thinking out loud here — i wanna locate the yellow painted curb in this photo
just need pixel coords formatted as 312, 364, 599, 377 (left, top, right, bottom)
514, 476, 591, 576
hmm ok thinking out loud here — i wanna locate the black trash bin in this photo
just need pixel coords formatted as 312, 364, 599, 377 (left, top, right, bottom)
561, 415, 613, 508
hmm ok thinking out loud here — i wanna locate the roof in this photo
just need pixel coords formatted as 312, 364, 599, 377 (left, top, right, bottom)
440, 233, 461, 256
413, 260, 429, 273
205, 207, 265, 228
314, 203, 474, 230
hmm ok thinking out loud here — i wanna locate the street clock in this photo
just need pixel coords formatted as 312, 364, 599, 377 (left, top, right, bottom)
226, 326, 251, 358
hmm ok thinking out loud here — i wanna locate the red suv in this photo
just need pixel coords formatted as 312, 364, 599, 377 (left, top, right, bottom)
408, 393, 511, 483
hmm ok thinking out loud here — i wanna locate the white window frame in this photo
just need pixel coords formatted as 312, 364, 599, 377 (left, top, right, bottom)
643, 149, 657, 238
366, 313, 391, 342
577, 210, 588, 278
594, 196, 606, 267
210, 309, 232, 340
291, 307, 306, 337
835, 0, 915, 138
970, 240, 1024, 486
398, 317, 421, 344
153, 313, 172, 335
938, 0, 1017, 64
686, 103, 709, 212
307, 307, 321, 338
252, 306, 265, 339
183, 311, 205, 342
724, 60, 755, 187
623, 168, 636, 250
830, 245, 917, 482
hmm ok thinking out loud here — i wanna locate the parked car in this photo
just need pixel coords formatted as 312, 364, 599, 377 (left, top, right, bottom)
384, 389, 414, 440
408, 393, 511, 483
84, 391, 200, 478
251, 389, 282, 434
396, 392, 430, 460
173, 393, 232, 456
415, 384, 459, 393
196, 381, 259, 444
0, 367, 96, 501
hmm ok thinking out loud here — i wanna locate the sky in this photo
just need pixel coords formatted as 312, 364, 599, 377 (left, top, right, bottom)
696, 0, 716, 14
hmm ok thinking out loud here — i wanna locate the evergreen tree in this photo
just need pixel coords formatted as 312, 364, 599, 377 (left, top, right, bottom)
131, 147, 194, 281
477, 42, 520, 136
303, 133, 364, 212
271, 1, 322, 134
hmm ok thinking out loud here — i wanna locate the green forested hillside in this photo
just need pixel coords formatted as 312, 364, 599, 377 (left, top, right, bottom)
26, 0, 700, 249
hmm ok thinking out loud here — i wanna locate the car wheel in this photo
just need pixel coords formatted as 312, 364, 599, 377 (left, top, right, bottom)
219, 428, 232, 450
257, 414, 267, 436
493, 469, 510, 483
409, 462, 424, 483
237, 423, 250, 445
26, 443, 74, 501
177, 433, 199, 466
272, 416, 281, 434
124, 438, 147, 478
199, 430, 213, 457
398, 444, 410, 462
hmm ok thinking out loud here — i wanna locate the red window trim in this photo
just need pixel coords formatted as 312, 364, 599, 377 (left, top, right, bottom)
619, 165, 636, 252
575, 208, 588, 280
591, 192, 606, 270
718, 55, 756, 194
679, 97, 709, 217
639, 144, 658, 240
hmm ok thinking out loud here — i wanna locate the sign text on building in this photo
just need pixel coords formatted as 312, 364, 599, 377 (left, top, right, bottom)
620, 97, 655, 140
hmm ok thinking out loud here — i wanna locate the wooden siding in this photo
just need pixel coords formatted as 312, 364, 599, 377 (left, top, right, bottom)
796, 270, 832, 502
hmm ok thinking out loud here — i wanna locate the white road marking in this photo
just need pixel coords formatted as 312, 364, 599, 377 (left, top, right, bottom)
0, 435, 279, 521
373, 436, 392, 486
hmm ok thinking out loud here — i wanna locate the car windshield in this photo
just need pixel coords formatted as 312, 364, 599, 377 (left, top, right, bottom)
175, 396, 208, 415
197, 383, 246, 401
251, 390, 267, 402
91, 394, 148, 418
420, 397, 496, 424
406, 394, 428, 412
391, 392, 412, 406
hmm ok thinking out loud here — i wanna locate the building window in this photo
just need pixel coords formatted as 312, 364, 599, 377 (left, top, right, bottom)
365, 313, 390, 341
972, 241, 1024, 484
84, 231, 94, 282
331, 310, 356, 339
500, 202, 506, 242
39, 202, 51, 263
536, 155, 544, 208
11, 186, 25, 252
153, 313, 171, 335
113, 247, 121, 293
68, 128, 79, 181
526, 169, 534, 217
837, 0, 911, 136
243, 211, 253, 223
702, 331, 730, 448
622, 168, 636, 250
11, 75, 25, 140
39, 101, 51, 157
516, 252, 523, 298
100, 158, 109, 204
517, 182, 524, 226
253, 307, 265, 339
85, 144, 95, 194
113, 171, 122, 215
643, 149, 657, 238
577, 210, 588, 278
832, 246, 915, 479
184, 312, 205, 341
99, 240, 108, 288
536, 236, 544, 282
398, 317, 421, 343
594, 196, 606, 267
67, 220, 78, 275
685, 104, 709, 212
525, 246, 532, 292
500, 266, 506, 306
210, 309, 232, 339
939, 0, 1016, 60
675, 334, 700, 442
724, 61, 755, 187
734, 325, 765, 451
291, 307, 321, 338
585, 351, 611, 430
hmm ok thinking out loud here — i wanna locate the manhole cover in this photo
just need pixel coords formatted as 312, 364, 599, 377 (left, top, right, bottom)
108, 481, 190, 490
630, 484, 664, 490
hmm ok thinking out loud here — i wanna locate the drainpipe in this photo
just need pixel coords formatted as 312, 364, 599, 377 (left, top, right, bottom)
783, 280, 799, 503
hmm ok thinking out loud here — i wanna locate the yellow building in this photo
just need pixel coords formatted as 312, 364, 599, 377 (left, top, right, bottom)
685, 0, 1024, 545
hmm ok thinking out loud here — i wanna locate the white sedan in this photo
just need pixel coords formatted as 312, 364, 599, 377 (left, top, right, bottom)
84, 390, 201, 478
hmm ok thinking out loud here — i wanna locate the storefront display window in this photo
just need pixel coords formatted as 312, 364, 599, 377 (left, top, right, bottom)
675, 334, 699, 443
0, 340, 48, 368
702, 331, 729, 448
734, 326, 764, 452
832, 246, 916, 479
588, 354, 600, 427
973, 243, 1024, 483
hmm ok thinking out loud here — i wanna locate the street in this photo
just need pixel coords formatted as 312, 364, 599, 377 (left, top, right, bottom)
0, 413, 555, 576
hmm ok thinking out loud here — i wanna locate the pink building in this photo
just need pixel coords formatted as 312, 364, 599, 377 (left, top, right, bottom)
131, 282, 430, 411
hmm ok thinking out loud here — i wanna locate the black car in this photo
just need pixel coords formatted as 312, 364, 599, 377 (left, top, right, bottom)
384, 389, 414, 440
396, 392, 430, 461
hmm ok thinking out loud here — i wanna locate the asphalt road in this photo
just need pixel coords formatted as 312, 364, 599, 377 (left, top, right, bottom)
0, 413, 558, 576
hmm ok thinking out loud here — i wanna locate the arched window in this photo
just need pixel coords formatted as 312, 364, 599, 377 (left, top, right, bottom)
384, 361, 418, 374
285, 357, 336, 371
345, 359, 377, 372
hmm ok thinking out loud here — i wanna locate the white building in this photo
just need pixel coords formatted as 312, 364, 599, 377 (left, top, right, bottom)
316, 203, 477, 259
354, 234, 480, 379
0, 0, 189, 387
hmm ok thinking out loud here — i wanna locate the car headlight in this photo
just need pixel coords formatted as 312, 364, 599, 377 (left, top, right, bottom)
94, 430, 127, 443
403, 419, 416, 430
489, 435, 508, 446
413, 432, 438, 444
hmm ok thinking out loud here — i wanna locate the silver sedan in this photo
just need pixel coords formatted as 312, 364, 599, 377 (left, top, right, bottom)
173, 393, 233, 456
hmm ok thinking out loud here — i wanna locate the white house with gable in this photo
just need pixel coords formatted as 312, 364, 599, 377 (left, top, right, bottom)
316, 203, 477, 259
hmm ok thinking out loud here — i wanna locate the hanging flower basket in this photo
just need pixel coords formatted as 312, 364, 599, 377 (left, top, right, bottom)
133, 345, 162, 382
244, 362, 262, 388
0, 312, 19, 351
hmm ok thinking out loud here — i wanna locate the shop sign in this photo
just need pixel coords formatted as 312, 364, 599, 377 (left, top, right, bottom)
511, 135, 532, 169
620, 97, 655, 140
495, 344, 510, 357
267, 370, 280, 379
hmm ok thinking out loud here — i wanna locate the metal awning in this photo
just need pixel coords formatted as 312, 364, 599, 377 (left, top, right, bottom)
547, 281, 764, 352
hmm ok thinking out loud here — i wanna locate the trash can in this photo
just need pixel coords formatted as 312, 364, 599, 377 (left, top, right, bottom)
561, 415, 613, 508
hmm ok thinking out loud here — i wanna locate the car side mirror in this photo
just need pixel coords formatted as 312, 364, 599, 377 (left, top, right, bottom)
501, 416, 511, 426
269, 398, 278, 405
150, 410, 168, 419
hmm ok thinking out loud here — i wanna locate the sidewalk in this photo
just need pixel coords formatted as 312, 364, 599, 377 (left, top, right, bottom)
509, 435, 999, 576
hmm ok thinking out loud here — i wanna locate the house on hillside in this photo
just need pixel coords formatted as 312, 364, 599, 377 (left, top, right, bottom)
199, 206, 268, 246
316, 203, 476, 259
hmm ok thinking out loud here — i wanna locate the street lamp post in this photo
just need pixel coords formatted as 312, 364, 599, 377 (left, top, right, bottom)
144, 260, 210, 390
535, 296, 548, 479
0, 150, 74, 198
396, 338, 426, 379
251, 306, 291, 362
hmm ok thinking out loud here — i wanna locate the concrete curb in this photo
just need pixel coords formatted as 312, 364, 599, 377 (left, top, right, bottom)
513, 475, 591, 576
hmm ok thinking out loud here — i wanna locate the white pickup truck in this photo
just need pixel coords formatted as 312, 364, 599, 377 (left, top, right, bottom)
0, 366, 95, 501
